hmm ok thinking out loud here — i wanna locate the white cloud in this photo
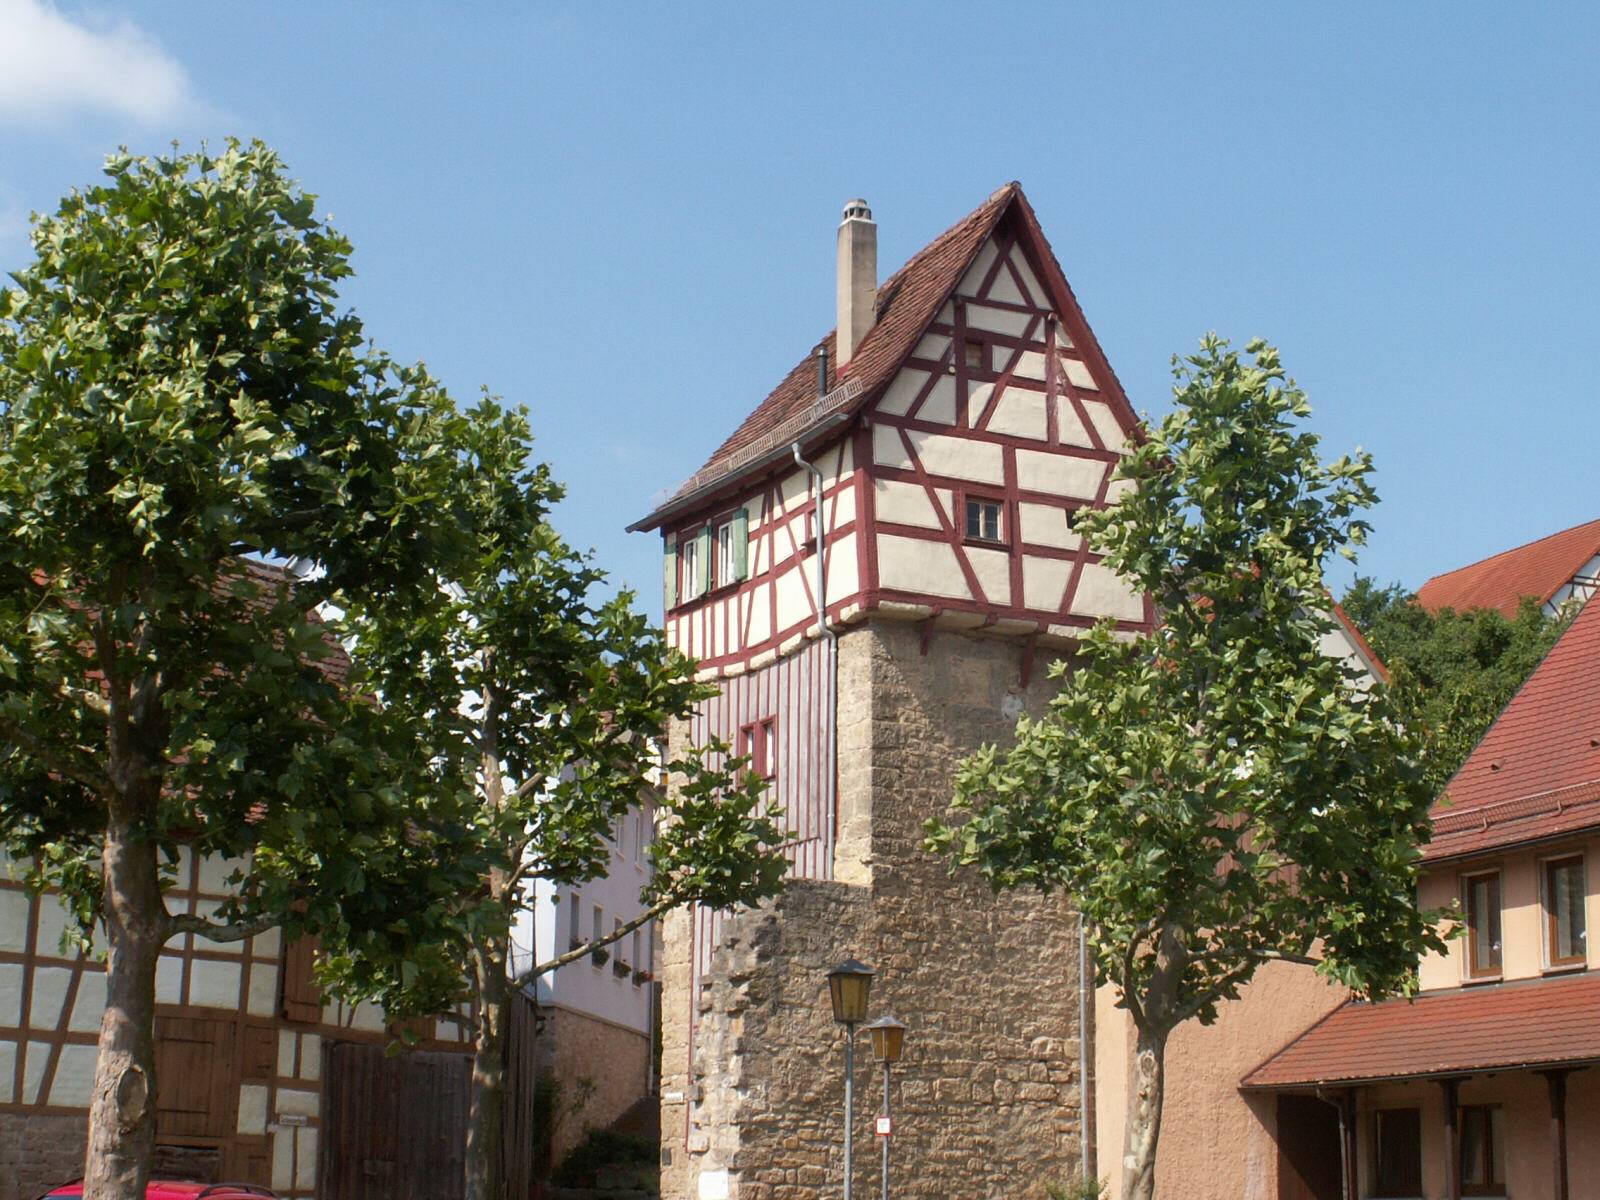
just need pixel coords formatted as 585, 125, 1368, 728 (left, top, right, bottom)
0, 0, 194, 124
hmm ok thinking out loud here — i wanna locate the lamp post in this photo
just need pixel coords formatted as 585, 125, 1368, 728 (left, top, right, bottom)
827, 959, 874, 1200
865, 1017, 906, 1200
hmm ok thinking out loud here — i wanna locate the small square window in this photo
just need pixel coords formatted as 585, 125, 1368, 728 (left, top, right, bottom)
964, 339, 986, 371
965, 498, 1003, 543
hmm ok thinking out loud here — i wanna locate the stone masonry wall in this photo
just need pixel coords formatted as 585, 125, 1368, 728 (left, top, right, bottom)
538, 1004, 654, 1166
0, 1112, 87, 1200
662, 621, 1086, 1200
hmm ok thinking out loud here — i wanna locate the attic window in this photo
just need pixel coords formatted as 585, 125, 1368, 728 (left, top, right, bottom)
965, 498, 1004, 544
964, 339, 986, 371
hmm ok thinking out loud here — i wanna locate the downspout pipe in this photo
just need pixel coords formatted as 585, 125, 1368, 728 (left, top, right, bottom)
791, 441, 835, 646
792, 440, 840, 875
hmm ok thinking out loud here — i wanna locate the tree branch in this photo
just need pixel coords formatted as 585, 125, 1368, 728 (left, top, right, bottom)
513, 898, 673, 991
168, 911, 279, 944
513, 771, 550, 801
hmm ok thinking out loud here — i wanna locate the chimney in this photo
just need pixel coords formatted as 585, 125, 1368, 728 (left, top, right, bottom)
836, 198, 877, 366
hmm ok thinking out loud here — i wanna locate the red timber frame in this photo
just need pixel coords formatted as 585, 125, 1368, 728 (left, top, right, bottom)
663, 205, 1154, 678
664, 441, 860, 675
856, 210, 1154, 637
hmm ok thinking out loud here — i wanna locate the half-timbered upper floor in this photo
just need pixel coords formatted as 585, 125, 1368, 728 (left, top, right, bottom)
631, 183, 1154, 677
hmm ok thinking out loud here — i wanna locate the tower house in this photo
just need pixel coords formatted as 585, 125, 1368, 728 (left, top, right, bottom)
631, 184, 1150, 1200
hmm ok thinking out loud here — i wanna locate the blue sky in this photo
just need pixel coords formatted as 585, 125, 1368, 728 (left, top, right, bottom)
2, 2, 1596, 608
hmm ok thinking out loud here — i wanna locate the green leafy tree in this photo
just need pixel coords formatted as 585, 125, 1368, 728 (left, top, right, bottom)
1340, 578, 1567, 793
326, 399, 789, 1200
0, 143, 470, 1199
928, 337, 1446, 1200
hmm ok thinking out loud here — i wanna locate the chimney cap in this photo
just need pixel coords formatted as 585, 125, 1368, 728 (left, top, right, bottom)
841, 198, 872, 222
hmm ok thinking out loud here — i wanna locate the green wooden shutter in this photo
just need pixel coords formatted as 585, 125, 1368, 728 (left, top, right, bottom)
695, 526, 712, 596
663, 535, 678, 609
732, 508, 750, 581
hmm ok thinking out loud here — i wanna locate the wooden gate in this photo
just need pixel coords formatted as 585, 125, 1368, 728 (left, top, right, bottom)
152, 1012, 272, 1183
319, 1041, 471, 1200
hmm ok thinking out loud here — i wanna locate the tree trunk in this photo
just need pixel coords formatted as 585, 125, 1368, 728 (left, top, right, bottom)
465, 939, 511, 1200
1122, 1023, 1168, 1200
84, 805, 167, 1200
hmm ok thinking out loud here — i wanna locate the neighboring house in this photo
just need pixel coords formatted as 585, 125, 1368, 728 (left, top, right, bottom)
631, 183, 1155, 1200
1088, 609, 1395, 1200
0, 852, 475, 1200
514, 797, 660, 1166
1417, 517, 1600, 618
1236, 592, 1600, 1200
0, 564, 475, 1200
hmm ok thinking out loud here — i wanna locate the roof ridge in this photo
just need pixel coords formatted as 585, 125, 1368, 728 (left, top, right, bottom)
1422, 517, 1600, 589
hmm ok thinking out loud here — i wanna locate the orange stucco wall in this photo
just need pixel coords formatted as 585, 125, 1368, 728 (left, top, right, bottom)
1095, 962, 1348, 1200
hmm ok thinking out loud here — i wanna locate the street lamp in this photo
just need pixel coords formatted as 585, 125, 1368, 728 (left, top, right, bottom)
827, 959, 874, 1200
865, 1017, 906, 1200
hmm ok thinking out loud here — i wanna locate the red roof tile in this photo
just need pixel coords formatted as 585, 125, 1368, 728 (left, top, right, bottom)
631, 183, 1136, 531
1241, 970, 1600, 1089
1417, 518, 1600, 619
1424, 595, 1600, 861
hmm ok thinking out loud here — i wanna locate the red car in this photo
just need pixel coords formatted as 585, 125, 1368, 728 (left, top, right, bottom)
40, 1185, 277, 1200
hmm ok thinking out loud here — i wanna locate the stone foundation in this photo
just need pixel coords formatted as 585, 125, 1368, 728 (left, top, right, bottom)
663, 621, 1086, 1200
0, 1112, 87, 1200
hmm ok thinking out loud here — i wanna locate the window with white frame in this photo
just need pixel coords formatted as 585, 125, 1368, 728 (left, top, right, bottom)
679, 532, 703, 602
715, 518, 737, 588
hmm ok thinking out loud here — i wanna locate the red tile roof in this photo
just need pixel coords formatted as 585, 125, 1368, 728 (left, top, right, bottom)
631, 183, 1136, 531
1417, 518, 1600, 618
1425, 595, 1600, 860
1241, 970, 1600, 1089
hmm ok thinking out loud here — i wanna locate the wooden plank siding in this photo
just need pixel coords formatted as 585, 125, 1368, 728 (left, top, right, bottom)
684, 635, 836, 1098
319, 1041, 470, 1200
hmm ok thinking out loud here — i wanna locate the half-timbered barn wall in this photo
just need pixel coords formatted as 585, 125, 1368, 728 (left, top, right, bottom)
0, 850, 471, 1200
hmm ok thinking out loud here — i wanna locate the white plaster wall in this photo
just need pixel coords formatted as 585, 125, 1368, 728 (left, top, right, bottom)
516, 804, 655, 1035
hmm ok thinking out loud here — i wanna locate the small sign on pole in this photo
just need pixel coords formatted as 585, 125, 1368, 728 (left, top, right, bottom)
876, 1115, 892, 1137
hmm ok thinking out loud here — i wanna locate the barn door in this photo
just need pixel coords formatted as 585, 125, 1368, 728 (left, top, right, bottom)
319, 1041, 470, 1200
